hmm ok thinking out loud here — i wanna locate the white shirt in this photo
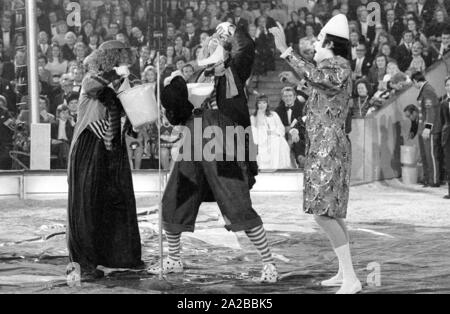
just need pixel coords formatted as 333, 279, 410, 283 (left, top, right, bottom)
355, 58, 364, 76
2, 31, 10, 49
40, 44, 49, 54
58, 119, 68, 141
287, 107, 293, 125
418, 4, 424, 16
360, 21, 368, 37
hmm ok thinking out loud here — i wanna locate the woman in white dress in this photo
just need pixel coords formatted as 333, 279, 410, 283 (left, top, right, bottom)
251, 95, 293, 170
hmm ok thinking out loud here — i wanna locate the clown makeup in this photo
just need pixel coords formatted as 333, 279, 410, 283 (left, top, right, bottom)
313, 32, 333, 63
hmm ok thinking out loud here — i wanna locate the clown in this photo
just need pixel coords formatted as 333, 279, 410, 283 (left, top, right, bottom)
270, 15, 362, 294
147, 23, 278, 283
67, 41, 142, 280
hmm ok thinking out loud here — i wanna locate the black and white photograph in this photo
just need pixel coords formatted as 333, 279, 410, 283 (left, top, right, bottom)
1, 0, 450, 298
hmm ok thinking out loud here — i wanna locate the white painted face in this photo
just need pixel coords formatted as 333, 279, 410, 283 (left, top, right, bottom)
313, 32, 330, 63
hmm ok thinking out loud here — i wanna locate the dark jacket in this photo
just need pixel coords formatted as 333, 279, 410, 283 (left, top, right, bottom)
417, 82, 441, 135
51, 119, 75, 143
441, 96, 450, 147
395, 43, 413, 72
351, 57, 373, 78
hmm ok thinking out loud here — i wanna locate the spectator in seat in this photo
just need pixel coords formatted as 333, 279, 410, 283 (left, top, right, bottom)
251, 94, 293, 170
275, 86, 306, 168
233, 5, 249, 33
351, 43, 372, 81
254, 15, 276, 77
174, 36, 191, 62
357, 7, 376, 44
0, 76, 17, 115
368, 54, 388, 92
183, 22, 200, 50
285, 11, 305, 49
62, 32, 77, 61
52, 20, 69, 46
66, 92, 79, 122
299, 24, 317, 57
395, 30, 414, 71
406, 18, 428, 48
407, 41, 428, 75
45, 44, 68, 85
130, 27, 147, 49
37, 55, 53, 88
350, 80, 376, 119
39, 96, 55, 123
80, 20, 95, 46
0, 95, 14, 170
199, 15, 213, 36
51, 104, 74, 169
38, 31, 51, 58
384, 8, 404, 45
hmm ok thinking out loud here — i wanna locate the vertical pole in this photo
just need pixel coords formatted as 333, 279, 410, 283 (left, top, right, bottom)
25, 0, 39, 124
157, 51, 164, 281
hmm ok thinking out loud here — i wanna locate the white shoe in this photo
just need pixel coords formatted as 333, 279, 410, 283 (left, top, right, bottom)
260, 263, 278, 283
321, 274, 343, 287
336, 279, 362, 294
147, 258, 184, 275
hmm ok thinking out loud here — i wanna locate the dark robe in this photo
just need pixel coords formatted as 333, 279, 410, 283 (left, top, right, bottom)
67, 75, 142, 273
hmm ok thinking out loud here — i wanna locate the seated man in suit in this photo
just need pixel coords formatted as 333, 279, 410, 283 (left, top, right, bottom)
183, 22, 201, 51
351, 43, 372, 81
395, 30, 414, 72
275, 86, 306, 168
51, 104, 75, 169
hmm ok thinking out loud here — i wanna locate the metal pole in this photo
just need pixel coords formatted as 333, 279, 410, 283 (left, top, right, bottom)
25, 0, 40, 124
156, 52, 164, 281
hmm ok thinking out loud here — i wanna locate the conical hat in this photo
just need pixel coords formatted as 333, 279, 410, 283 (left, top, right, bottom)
320, 14, 349, 40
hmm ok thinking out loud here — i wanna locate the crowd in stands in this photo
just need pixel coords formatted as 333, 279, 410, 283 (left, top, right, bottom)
1, 0, 450, 171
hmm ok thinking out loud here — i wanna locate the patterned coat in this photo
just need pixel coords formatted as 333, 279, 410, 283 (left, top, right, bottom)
283, 50, 353, 218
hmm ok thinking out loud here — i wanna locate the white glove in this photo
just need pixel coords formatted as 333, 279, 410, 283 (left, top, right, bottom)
198, 44, 225, 67
216, 22, 236, 37
114, 65, 130, 77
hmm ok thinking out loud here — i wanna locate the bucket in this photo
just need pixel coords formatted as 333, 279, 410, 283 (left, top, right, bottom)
400, 145, 417, 166
187, 83, 215, 108
118, 83, 158, 128
402, 166, 418, 185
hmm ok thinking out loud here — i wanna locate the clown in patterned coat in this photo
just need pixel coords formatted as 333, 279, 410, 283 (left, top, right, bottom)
147, 23, 278, 283
270, 15, 362, 294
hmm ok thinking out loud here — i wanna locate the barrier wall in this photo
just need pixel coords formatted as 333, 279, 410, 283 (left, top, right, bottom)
0, 170, 304, 200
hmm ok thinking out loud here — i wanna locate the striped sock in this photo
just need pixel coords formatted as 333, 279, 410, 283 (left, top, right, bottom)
245, 225, 274, 264
166, 231, 182, 261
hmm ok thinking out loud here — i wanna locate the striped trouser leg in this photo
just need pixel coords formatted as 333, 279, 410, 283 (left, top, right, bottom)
166, 231, 182, 261
245, 225, 274, 264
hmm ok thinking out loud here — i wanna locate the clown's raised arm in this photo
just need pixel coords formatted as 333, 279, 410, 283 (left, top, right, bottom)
280, 47, 351, 95
270, 15, 352, 95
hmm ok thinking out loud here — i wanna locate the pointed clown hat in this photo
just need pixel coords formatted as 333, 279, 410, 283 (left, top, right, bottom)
320, 14, 350, 40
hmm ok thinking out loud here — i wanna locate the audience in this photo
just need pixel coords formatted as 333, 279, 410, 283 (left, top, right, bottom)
1, 0, 450, 172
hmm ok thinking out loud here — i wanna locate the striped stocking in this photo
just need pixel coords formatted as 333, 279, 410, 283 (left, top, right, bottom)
245, 225, 274, 264
166, 231, 182, 261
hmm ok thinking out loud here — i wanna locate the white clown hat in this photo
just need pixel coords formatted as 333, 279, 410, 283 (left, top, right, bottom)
320, 14, 350, 40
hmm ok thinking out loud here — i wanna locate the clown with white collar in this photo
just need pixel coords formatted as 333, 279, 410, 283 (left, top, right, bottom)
270, 15, 362, 294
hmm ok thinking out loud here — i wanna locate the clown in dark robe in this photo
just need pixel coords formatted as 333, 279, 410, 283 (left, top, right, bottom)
67, 41, 142, 279
147, 23, 278, 283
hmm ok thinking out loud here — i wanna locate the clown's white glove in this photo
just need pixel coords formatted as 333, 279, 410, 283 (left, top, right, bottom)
216, 22, 236, 38
114, 65, 130, 77
197, 44, 225, 67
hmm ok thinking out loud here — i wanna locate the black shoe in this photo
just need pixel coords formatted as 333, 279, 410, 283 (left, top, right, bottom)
430, 184, 441, 188
422, 184, 429, 188
81, 269, 105, 282
444, 195, 450, 200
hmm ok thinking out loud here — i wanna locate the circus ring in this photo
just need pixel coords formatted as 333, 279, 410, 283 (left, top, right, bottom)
1, 169, 450, 294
